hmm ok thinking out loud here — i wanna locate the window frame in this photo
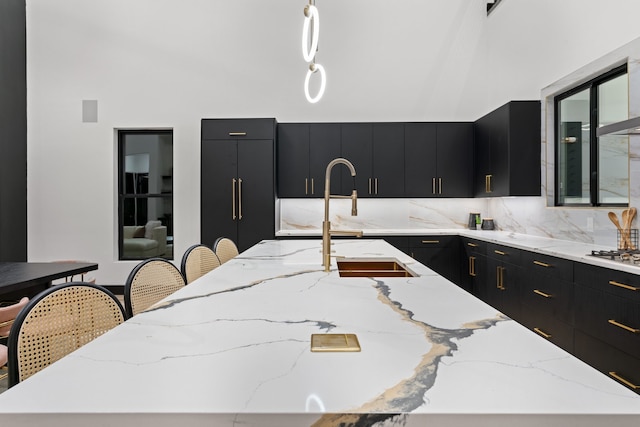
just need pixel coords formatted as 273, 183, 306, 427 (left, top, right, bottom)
554, 63, 628, 207
117, 129, 174, 261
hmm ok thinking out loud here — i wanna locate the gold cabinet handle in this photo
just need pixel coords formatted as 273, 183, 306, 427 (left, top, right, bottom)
533, 289, 553, 298
467, 242, 478, 247
311, 178, 314, 195
432, 177, 436, 194
533, 327, 552, 339
494, 250, 506, 256
228, 132, 247, 136
438, 177, 442, 194
368, 178, 372, 195
421, 240, 440, 244
609, 280, 640, 291
496, 266, 505, 290
305, 178, 308, 195
375, 178, 378, 195
533, 260, 551, 268
238, 178, 243, 220
609, 372, 640, 390
485, 174, 492, 193
231, 178, 237, 220
469, 256, 476, 277
608, 319, 640, 334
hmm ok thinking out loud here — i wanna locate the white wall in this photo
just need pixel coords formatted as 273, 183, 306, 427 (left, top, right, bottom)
25, 0, 640, 284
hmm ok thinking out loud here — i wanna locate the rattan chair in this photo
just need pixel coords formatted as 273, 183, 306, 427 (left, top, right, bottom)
213, 237, 239, 264
124, 258, 186, 317
7, 283, 125, 387
181, 244, 221, 284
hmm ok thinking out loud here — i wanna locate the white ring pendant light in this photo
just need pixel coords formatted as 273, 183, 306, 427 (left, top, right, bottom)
301, 1, 325, 103
304, 63, 326, 103
302, 4, 319, 62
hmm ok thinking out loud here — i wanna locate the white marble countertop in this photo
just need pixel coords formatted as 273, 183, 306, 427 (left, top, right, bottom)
277, 228, 640, 274
0, 239, 639, 427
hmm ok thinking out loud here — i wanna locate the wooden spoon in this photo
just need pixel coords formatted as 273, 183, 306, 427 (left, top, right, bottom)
609, 212, 626, 249
629, 207, 637, 249
622, 209, 630, 250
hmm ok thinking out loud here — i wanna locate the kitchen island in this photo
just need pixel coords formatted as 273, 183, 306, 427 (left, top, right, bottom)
0, 239, 639, 426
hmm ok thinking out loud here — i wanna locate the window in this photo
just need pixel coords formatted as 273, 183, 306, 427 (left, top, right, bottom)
118, 130, 173, 260
555, 65, 628, 206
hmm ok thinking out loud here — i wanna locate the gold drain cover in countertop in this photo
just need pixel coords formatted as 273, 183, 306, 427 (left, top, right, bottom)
311, 333, 361, 352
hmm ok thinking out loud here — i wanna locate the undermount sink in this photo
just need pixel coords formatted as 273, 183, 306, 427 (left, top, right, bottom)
336, 257, 417, 278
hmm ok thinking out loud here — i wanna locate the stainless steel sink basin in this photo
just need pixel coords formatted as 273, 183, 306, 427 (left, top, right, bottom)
336, 257, 417, 278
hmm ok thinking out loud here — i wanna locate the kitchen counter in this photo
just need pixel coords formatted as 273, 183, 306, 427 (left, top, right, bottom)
0, 239, 639, 426
277, 228, 640, 274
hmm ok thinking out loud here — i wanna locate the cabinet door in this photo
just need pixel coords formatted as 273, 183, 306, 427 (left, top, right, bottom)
485, 258, 522, 320
488, 104, 509, 196
309, 123, 342, 197
437, 123, 474, 197
405, 123, 437, 197
372, 123, 405, 197
201, 139, 238, 247
410, 236, 461, 285
277, 124, 309, 198
236, 140, 275, 252
474, 115, 492, 196
340, 123, 373, 196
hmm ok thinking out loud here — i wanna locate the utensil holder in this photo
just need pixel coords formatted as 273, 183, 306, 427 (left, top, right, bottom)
617, 229, 638, 250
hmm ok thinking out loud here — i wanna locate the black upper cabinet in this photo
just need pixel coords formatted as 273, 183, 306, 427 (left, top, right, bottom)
201, 119, 276, 252
340, 123, 373, 196
405, 123, 473, 197
277, 123, 310, 198
277, 123, 341, 198
474, 101, 541, 197
310, 124, 342, 196
340, 123, 405, 197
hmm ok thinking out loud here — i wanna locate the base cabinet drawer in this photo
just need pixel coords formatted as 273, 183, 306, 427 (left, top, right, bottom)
520, 312, 574, 354
575, 329, 640, 394
575, 284, 640, 359
522, 274, 574, 325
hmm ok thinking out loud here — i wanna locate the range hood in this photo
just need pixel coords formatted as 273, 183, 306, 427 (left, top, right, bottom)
596, 116, 640, 137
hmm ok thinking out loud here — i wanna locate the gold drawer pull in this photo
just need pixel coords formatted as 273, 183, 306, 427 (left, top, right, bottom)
609, 372, 640, 390
467, 243, 478, 247
609, 280, 640, 291
533, 289, 553, 298
421, 240, 440, 244
608, 319, 640, 334
533, 327, 552, 339
469, 256, 476, 277
494, 250, 506, 255
533, 260, 551, 268
228, 132, 247, 136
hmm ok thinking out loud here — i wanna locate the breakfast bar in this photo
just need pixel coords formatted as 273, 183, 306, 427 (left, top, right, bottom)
0, 239, 639, 426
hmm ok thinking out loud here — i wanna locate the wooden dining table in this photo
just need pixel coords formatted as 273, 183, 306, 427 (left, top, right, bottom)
0, 262, 98, 300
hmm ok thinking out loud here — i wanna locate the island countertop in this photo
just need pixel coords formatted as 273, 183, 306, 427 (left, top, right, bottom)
0, 239, 639, 426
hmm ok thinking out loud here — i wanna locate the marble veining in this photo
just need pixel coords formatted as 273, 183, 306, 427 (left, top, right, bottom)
0, 239, 639, 427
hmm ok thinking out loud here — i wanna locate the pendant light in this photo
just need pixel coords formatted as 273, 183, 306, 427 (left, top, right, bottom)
302, 1, 326, 103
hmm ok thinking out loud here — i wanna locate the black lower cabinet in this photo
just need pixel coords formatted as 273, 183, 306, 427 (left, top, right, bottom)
573, 262, 640, 393
460, 237, 487, 297
409, 236, 461, 286
519, 251, 575, 353
482, 244, 523, 320
575, 329, 640, 392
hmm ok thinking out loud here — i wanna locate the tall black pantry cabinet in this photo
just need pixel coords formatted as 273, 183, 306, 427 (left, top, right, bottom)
201, 119, 276, 253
